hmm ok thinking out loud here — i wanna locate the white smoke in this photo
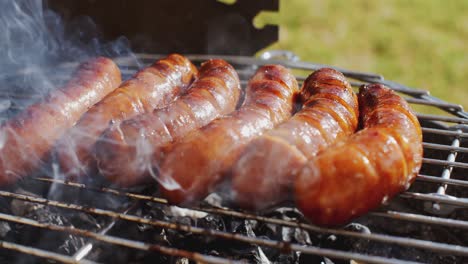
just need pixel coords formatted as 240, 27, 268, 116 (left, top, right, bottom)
0, 0, 136, 93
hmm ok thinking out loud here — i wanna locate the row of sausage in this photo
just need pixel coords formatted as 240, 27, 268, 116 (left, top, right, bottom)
0, 55, 422, 226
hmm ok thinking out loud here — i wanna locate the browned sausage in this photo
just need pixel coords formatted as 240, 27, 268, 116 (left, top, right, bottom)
95, 59, 241, 186
55, 54, 198, 178
231, 68, 359, 210
158, 64, 299, 205
295, 83, 423, 226
0, 57, 121, 184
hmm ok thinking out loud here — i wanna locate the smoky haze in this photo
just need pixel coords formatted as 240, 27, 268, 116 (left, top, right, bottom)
0, 0, 136, 83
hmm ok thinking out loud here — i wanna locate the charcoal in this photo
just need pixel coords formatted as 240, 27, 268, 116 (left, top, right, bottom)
328, 223, 370, 250
198, 215, 225, 231
11, 197, 87, 255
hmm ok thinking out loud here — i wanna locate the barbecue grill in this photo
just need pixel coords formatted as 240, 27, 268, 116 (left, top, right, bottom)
0, 51, 467, 264
1, 1, 468, 263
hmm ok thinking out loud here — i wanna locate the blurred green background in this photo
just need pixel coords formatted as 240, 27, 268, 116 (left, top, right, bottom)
256, 0, 468, 110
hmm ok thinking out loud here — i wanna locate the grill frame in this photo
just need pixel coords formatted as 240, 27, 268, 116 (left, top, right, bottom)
0, 52, 467, 264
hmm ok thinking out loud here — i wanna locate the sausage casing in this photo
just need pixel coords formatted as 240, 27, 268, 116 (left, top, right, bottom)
0, 57, 121, 184
96, 59, 241, 186
55, 54, 198, 178
295, 83, 423, 226
231, 68, 358, 210
159, 65, 299, 205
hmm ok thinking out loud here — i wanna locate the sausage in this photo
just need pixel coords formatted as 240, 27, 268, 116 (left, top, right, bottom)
158, 64, 299, 205
95, 59, 241, 186
55, 54, 198, 178
0, 57, 121, 184
295, 83, 423, 226
231, 68, 358, 210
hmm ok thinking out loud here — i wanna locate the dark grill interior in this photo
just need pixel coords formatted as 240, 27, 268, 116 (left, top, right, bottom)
0, 52, 467, 264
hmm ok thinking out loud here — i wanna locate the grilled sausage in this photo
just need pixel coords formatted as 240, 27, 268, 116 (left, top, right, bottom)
231, 68, 359, 210
295, 83, 423, 226
55, 54, 198, 178
158, 65, 299, 205
0, 57, 121, 184
95, 59, 241, 186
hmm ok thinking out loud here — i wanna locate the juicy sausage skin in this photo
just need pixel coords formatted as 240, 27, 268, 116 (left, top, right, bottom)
159, 65, 299, 205
0, 57, 121, 184
231, 68, 358, 210
96, 59, 241, 186
55, 54, 198, 178
295, 83, 422, 226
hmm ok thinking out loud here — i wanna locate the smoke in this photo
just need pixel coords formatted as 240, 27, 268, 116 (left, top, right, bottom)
0, 0, 137, 106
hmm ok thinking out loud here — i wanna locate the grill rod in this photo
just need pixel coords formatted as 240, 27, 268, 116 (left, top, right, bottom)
32, 177, 468, 239
422, 127, 468, 138
1, 188, 468, 262
416, 175, 468, 188
417, 114, 468, 124
423, 142, 468, 154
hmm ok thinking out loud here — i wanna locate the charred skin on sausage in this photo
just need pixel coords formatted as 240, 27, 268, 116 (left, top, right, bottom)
295, 83, 423, 226
231, 68, 359, 210
55, 54, 198, 178
0, 57, 121, 184
159, 64, 299, 205
95, 59, 241, 186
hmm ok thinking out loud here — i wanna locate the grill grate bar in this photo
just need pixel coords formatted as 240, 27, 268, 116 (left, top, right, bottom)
0, 212, 236, 264
371, 211, 468, 229
32, 177, 468, 246
423, 142, 468, 153
136, 53, 385, 81
406, 98, 463, 111
2, 188, 468, 261
422, 158, 468, 170
34, 177, 168, 203
422, 127, 468, 138
401, 192, 468, 207
0, 240, 98, 264
417, 114, 468, 124
416, 174, 468, 187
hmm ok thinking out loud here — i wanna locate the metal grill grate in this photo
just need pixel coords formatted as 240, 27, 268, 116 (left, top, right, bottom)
0, 52, 467, 264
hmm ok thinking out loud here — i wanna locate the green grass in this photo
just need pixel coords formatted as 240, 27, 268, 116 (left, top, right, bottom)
256, 0, 468, 111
